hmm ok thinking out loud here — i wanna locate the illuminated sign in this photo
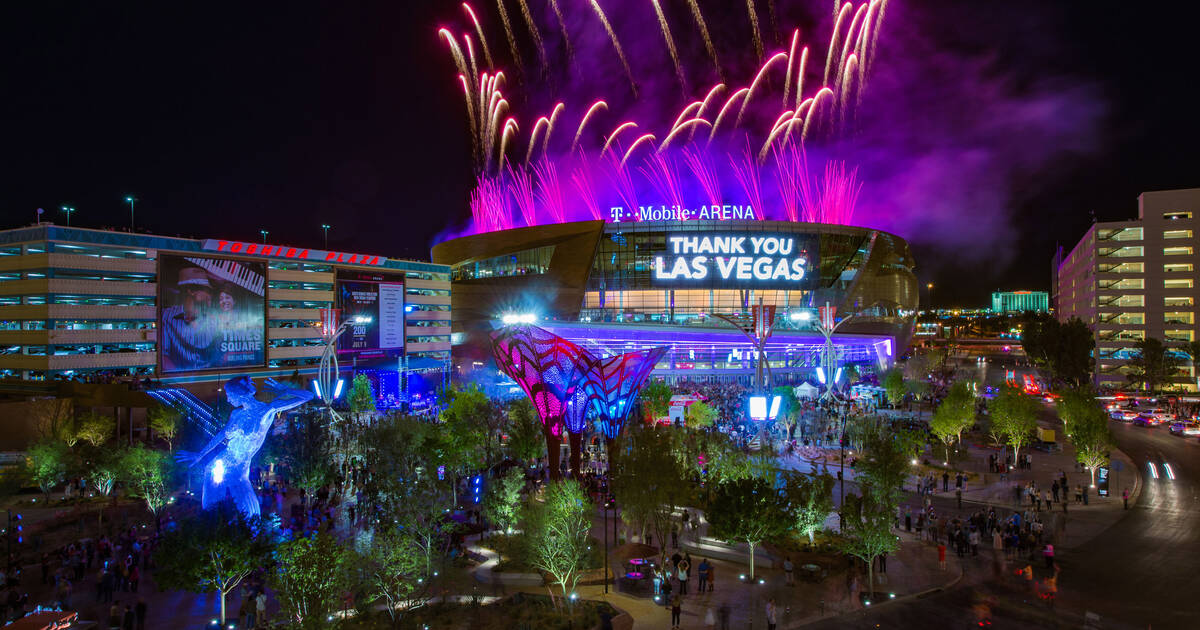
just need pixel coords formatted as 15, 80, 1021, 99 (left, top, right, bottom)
201, 239, 388, 266
652, 232, 818, 290
608, 204, 758, 222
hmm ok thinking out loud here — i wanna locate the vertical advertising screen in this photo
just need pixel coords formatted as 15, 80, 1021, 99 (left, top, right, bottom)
337, 271, 405, 355
159, 255, 266, 373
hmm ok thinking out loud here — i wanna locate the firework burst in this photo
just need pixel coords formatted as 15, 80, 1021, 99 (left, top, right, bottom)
438, 1, 889, 235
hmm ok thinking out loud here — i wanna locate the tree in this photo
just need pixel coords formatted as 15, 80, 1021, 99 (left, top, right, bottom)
271, 532, 352, 629
686, 401, 718, 429
440, 385, 502, 469
148, 405, 181, 451
278, 412, 334, 497
74, 411, 114, 447
990, 386, 1040, 462
85, 446, 125, 497
25, 440, 69, 498
483, 467, 524, 534
639, 379, 673, 420
505, 398, 545, 462
783, 471, 835, 545
31, 398, 76, 445
1056, 387, 1098, 436
1070, 405, 1114, 487
524, 480, 593, 607
612, 424, 689, 550
930, 381, 975, 462
363, 524, 431, 629
348, 373, 375, 419
1021, 314, 1095, 387
839, 489, 899, 600
122, 445, 171, 515
854, 427, 917, 514
155, 501, 274, 625
773, 385, 800, 438
706, 477, 791, 580
1127, 337, 1182, 393
1182, 340, 1200, 390
882, 369, 905, 408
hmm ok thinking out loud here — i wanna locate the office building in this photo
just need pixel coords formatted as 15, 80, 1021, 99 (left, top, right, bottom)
991, 291, 1049, 314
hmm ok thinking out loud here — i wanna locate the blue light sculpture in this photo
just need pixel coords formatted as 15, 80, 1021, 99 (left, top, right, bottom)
583, 346, 669, 442
179, 376, 314, 517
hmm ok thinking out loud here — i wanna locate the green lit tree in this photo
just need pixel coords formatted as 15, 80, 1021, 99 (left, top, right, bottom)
990, 385, 1040, 462
155, 501, 274, 626
148, 405, 180, 451
440, 385, 503, 469
348, 373, 375, 419
883, 369, 902, 408
1021, 314, 1095, 388
1070, 405, 1114, 487
930, 381, 975, 462
854, 426, 918, 514
85, 445, 125, 497
483, 467, 524, 534
524, 480, 593, 608
838, 488, 899, 600
25, 440, 69, 498
1056, 387, 1098, 436
783, 470, 835, 545
773, 385, 801, 438
611, 424, 689, 549
687, 400, 718, 429
278, 411, 334, 497
639, 379, 673, 420
122, 445, 171, 515
271, 532, 352, 629
363, 523, 432, 629
75, 411, 114, 447
505, 398, 545, 462
706, 477, 791, 580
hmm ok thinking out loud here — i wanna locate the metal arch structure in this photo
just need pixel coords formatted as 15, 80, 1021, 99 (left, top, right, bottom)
490, 324, 597, 479
814, 302, 856, 402
584, 346, 670, 442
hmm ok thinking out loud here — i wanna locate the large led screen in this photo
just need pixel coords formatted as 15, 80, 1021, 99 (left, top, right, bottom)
159, 255, 266, 373
337, 270, 405, 354
651, 232, 820, 291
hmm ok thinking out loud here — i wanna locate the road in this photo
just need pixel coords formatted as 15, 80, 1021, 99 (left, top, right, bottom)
806, 415, 1199, 630
1055, 418, 1200, 629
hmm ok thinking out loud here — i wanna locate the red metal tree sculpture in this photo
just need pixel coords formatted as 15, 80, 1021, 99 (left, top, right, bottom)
490, 324, 596, 479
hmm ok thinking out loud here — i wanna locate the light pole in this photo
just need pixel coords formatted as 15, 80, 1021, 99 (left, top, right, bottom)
124, 196, 137, 231
260, 230, 269, 244
321, 224, 331, 249
926, 282, 935, 313
60, 206, 76, 227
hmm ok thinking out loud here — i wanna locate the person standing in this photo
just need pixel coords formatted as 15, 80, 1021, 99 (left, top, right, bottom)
678, 557, 690, 595
1051, 479, 1060, 503
122, 604, 135, 630
256, 590, 267, 628
670, 594, 682, 629
698, 558, 710, 592
942, 472, 950, 492
783, 557, 795, 585
765, 598, 778, 630
134, 598, 147, 630
937, 543, 947, 571
1082, 485, 1089, 506
707, 562, 715, 592
1122, 487, 1130, 510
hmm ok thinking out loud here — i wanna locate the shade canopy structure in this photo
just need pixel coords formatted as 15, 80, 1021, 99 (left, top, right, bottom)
491, 324, 669, 478
584, 346, 670, 441
490, 324, 596, 478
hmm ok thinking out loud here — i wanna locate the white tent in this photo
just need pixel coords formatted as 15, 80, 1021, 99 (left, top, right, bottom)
795, 383, 820, 399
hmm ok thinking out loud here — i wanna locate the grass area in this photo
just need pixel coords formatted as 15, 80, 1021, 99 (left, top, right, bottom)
362, 593, 619, 630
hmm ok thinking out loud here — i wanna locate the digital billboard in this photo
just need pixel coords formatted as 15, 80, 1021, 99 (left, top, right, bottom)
651, 232, 819, 290
337, 270, 405, 355
159, 255, 266, 373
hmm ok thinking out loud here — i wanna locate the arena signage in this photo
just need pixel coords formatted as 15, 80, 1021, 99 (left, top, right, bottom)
608, 204, 758, 222
652, 232, 818, 290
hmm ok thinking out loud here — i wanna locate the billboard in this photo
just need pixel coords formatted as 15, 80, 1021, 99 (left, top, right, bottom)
337, 271, 405, 354
159, 255, 266, 373
652, 232, 819, 290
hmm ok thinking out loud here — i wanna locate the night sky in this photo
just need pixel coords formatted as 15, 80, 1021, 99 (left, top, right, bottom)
4, 1, 1198, 307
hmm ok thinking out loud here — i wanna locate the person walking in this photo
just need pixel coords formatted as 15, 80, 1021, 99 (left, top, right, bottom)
956, 487, 963, 509
134, 598, 147, 630
1051, 479, 1060, 503
1123, 487, 1130, 510
1082, 485, 1089, 505
1043, 543, 1055, 569
765, 598, 778, 630
937, 543, 947, 571
698, 558, 710, 592
670, 594, 682, 629
784, 556, 795, 585
942, 472, 950, 492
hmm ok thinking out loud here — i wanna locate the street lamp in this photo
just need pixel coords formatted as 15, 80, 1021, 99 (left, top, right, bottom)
260, 230, 269, 244
60, 206, 76, 227
320, 223, 331, 249
926, 282, 935, 312
124, 196, 137, 231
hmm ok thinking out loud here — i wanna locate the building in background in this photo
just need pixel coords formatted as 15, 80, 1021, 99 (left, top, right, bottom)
0, 225, 450, 396
991, 291, 1049, 314
1054, 187, 1200, 390
434, 219, 918, 386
